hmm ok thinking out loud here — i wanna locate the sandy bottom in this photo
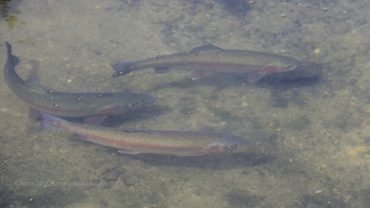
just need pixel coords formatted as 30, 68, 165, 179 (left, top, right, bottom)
0, 0, 370, 207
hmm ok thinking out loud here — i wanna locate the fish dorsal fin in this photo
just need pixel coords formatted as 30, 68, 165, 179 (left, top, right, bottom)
190, 44, 223, 52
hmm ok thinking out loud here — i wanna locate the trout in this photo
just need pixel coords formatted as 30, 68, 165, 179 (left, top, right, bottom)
4, 42, 154, 120
40, 113, 247, 156
112, 44, 302, 83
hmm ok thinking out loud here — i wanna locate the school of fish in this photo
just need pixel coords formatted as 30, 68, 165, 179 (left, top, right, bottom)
3, 42, 302, 157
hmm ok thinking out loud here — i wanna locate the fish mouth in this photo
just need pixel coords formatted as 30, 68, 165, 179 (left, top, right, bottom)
220, 134, 247, 153
111, 61, 134, 77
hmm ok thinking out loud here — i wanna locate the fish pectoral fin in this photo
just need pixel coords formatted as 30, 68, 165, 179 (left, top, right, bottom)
247, 71, 267, 83
118, 149, 141, 155
83, 115, 108, 125
190, 44, 223, 52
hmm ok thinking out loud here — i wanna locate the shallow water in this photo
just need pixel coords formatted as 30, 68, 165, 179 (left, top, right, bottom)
1, 0, 370, 207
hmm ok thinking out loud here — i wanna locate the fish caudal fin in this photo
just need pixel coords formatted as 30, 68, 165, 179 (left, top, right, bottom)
5, 42, 20, 67
39, 113, 67, 130
112, 61, 134, 77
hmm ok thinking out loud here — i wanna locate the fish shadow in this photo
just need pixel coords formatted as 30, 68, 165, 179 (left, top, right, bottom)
255, 62, 323, 90
101, 105, 169, 127
57, 105, 168, 127
120, 152, 276, 170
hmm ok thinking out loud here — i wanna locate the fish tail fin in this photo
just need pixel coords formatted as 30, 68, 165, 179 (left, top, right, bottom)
39, 113, 68, 130
5, 42, 20, 66
112, 61, 134, 77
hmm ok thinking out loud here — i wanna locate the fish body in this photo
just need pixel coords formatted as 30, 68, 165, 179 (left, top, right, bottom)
112, 45, 302, 83
40, 113, 246, 156
4, 42, 154, 118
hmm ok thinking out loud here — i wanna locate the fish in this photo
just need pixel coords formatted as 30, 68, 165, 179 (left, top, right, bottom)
40, 113, 247, 156
112, 44, 302, 83
4, 42, 155, 122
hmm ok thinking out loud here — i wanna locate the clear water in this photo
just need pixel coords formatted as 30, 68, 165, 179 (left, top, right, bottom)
1, 0, 370, 207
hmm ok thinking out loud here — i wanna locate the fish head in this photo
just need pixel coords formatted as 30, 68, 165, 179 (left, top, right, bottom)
112, 61, 135, 77
96, 92, 155, 115
259, 55, 302, 75
221, 134, 247, 153
277, 56, 302, 72
261, 63, 299, 75
204, 134, 247, 154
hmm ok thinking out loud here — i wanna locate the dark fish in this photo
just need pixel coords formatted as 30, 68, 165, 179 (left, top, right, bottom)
4, 42, 154, 120
112, 44, 302, 83
40, 113, 247, 156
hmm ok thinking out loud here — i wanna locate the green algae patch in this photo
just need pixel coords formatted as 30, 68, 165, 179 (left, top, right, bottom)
5, 15, 16, 29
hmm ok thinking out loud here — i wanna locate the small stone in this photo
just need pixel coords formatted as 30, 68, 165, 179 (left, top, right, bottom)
313, 48, 321, 55
315, 190, 323, 194
241, 100, 248, 108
